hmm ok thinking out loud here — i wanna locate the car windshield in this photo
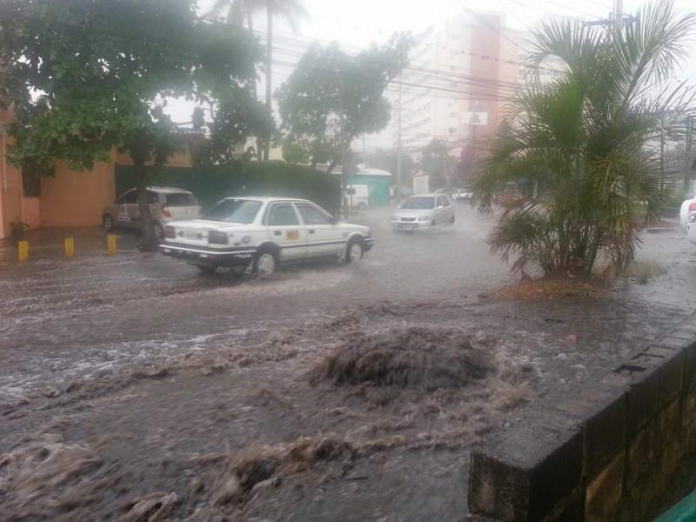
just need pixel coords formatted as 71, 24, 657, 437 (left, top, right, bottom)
401, 197, 435, 210
202, 199, 261, 224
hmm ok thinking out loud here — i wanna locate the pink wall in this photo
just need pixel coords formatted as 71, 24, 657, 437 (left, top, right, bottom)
40, 160, 116, 228
0, 135, 25, 239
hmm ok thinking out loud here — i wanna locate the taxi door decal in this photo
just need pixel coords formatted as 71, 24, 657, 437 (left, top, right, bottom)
286, 230, 299, 240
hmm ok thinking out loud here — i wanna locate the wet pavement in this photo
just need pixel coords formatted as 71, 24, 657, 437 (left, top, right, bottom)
1, 205, 695, 521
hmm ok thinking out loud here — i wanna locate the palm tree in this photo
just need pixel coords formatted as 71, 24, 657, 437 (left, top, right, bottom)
476, 1, 696, 278
208, 0, 308, 160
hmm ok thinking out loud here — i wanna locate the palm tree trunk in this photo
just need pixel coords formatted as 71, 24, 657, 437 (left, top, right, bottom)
264, 1, 273, 161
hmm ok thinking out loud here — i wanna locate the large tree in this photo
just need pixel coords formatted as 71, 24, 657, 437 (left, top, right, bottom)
0, 0, 267, 248
475, 1, 696, 277
208, 0, 308, 160
277, 36, 410, 174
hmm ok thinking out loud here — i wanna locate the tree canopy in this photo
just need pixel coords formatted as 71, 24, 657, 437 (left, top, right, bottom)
0, 0, 270, 246
277, 35, 411, 170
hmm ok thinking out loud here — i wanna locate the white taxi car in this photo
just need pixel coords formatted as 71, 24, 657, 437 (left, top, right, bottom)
160, 197, 374, 275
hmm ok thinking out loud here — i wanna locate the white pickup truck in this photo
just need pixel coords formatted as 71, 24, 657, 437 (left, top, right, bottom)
160, 197, 374, 275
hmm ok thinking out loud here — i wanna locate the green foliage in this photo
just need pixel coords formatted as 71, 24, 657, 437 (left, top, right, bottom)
277, 35, 411, 169
476, 1, 696, 276
8, 218, 29, 246
115, 161, 342, 215
0, 0, 264, 169
420, 139, 453, 190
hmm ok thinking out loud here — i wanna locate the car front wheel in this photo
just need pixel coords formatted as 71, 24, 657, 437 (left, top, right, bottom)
345, 239, 364, 263
253, 250, 277, 277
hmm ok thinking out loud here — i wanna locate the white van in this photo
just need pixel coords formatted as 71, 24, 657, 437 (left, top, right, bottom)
346, 185, 369, 210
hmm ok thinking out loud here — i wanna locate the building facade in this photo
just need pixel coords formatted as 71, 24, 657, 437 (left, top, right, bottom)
0, 105, 202, 240
393, 11, 521, 156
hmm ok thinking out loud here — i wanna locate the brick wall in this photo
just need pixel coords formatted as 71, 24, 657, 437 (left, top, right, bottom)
468, 315, 696, 521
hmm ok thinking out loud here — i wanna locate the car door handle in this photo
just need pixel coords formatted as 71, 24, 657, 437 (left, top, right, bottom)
274, 230, 282, 236
308, 229, 315, 234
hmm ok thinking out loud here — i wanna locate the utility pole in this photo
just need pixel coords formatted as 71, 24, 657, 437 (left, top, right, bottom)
362, 134, 367, 167
396, 74, 403, 204
615, 0, 623, 29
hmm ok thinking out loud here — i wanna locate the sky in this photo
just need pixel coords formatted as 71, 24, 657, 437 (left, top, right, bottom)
180, 0, 696, 149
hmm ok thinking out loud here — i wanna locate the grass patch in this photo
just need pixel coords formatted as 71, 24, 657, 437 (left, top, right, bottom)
495, 277, 607, 301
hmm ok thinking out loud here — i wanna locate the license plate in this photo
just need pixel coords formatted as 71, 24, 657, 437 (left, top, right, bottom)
398, 223, 415, 229
182, 230, 201, 240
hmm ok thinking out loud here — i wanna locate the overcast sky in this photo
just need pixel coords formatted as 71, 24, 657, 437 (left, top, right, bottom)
182, 0, 696, 148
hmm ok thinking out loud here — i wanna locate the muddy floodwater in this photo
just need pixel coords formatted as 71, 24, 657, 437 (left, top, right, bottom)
1, 207, 694, 521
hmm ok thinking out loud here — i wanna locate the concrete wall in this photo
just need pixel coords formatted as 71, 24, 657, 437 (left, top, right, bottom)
468, 316, 696, 521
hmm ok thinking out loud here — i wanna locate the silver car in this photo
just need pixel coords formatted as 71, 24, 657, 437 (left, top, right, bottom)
390, 194, 455, 231
102, 187, 201, 240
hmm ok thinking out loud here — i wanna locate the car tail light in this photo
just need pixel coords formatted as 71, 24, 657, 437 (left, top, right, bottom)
161, 205, 172, 218
690, 214, 696, 224
208, 230, 229, 245
165, 226, 176, 239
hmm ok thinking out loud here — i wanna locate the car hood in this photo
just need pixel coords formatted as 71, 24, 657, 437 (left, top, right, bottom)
393, 209, 435, 218
335, 223, 369, 233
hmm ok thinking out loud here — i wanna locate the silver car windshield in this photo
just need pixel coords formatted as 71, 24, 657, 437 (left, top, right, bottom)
202, 199, 261, 224
401, 197, 435, 210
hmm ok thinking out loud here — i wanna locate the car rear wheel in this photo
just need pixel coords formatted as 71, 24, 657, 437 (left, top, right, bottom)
345, 239, 364, 263
253, 251, 277, 277
103, 214, 115, 232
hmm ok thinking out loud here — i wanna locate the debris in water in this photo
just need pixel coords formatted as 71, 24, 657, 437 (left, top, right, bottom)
310, 326, 494, 390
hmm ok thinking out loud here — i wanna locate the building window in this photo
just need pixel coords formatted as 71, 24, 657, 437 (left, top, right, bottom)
21, 163, 42, 197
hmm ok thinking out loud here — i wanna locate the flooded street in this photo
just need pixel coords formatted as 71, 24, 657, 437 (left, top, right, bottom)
1, 206, 695, 521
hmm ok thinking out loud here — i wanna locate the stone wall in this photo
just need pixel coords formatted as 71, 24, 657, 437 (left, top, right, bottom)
468, 315, 696, 521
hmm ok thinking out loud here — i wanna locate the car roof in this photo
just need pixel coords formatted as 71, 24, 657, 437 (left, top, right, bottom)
147, 186, 195, 194
408, 194, 440, 198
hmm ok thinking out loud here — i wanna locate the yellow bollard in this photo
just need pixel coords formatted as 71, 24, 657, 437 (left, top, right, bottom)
18, 240, 29, 262
107, 234, 117, 255
64, 237, 75, 258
